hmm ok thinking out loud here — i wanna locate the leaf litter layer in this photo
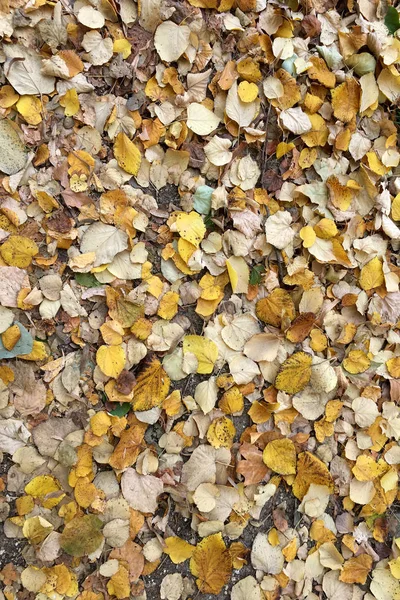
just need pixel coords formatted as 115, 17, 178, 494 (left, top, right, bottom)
1, 0, 400, 598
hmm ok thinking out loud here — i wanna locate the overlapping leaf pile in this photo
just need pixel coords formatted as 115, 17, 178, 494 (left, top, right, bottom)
1, 0, 400, 598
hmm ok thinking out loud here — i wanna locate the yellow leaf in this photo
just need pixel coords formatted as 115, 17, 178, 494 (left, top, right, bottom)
263, 438, 296, 475
219, 386, 244, 414
392, 192, 400, 221
275, 352, 312, 394
132, 357, 170, 411
190, 533, 232, 595
25, 475, 63, 509
292, 451, 334, 499
2, 324, 21, 350
74, 477, 97, 508
96, 345, 126, 378
352, 455, 387, 482
301, 113, 328, 147
107, 565, 130, 599
183, 335, 218, 374
270, 69, 301, 109
308, 56, 336, 88
326, 175, 354, 211
23, 516, 54, 544
0, 235, 38, 268
298, 147, 317, 169
100, 320, 124, 345
387, 357, 400, 378
299, 225, 316, 248
207, 416, 236, 448
276, 141, 295, 159
16, 95, 42, 125
236, 58, 262, 82
256, 288, 295, 328
389, 557, 400, 580
175, 211, 206, 247
359, 257, 384, 291
226, 256, 249, 294
18, 341, 49, 361
314, 218, 338, 239
59, 89, 80, 117
0, 85, 19, 108
340, 554, 373, 584
164, 537, 195, 564
343, 349, 371, 374
113, 38, 132, 59
237, 81, 258, 102
90, 411, 111, 436
113, 132, 141, 175
157, 291, 179, 319
331, 78, 360, 123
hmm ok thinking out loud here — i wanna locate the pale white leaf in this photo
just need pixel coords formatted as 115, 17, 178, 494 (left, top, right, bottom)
187, 103, 220, 135
226, 81, 257, 127
154, 21, 190, 62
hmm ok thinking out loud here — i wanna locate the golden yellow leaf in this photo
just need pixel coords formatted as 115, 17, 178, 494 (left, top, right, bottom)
74, 477, 97, 508
113, 38, 132, 59
301, 113, 328, 147
226, 256, 249, 294
25, 475, 63, 509
314, 218, 338, 239
2, 324, 21, 350
308, 56, 336, 88
190, 533, 232, 594
0, 236, 38, 268
164, 537, 195, 564
352, 455, 387, 482
107, 565, 130, 599
207, 416, 236, 448
299, 225, 316, 248
157, 291, 179, 319
16, 95, 42, 125
327, 175, 354, 211
387, 357, 400, 378
18, 340, 49, 361
236, 58, 261, 82
270, 69, 301, 109
339, 554, 373, 584
392, 192, 400, 221
132, 357, 170, 411
263, 438, 296, 475
331, 78, 360, 123
0, 85, 19, 108
183, 335, 218, 374
175, 211, 206, 247
59, 89, 80, 117
275, 352, 312, 394
96, 345, 126, 379
237, 81, 258, 102
113, 132, 141, 175
219, 386, 244, 414
292, 451, 334, 499
23, 516, 54, 544
256, 288, 295, 328
299, 147, 317, 169
359, 257, 384, 291
343, 349, 371, 374
90, 411, 111, 436
276, 141, 295, 159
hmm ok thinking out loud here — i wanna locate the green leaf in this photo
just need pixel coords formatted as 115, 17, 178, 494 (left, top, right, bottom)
75, 272, 102, 287
108, 402, 131, 417
60, 515, 104, 557
193, 185, 213, 215
250, 264, 265, 286
385, 6, 400, 34
204, 213, 215, 231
